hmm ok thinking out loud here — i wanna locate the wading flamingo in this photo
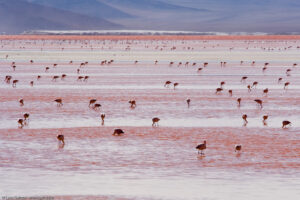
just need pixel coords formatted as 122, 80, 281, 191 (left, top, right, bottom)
241, 76, 248, 83
57, 134, 65, 144
237, 98, 241, 107
101, 113, 105, 125
282, 120, 291, 128
196, 140, 206, 155
263, 88, 269, 96
254, 99, 263, 109
54, 99, 63, 107
19, 99, 24, 106
284, 82, 290, 90
235, 145, 242, 152
5, 75, 12, 84
129, 100, 136, 108
242, 114, 248, 125
12, 80, 19, 88
18, 119, 24, 128
186, 98, 191, 108
113, 128, 124, 136
215, 88, 223, 94
252, 81, 258, 88
93, 103, 101, 110
173, 82, 179, 90
263, 115, 268, 126
89, 99, 97, 107
152, 117, 160, 127
52, 76, 59, 81
164, 81, 171, 87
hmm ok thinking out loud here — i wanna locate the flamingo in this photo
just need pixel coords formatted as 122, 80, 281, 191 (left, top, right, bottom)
262, 67, 267, 73
247, 85, 251, 92
23, 113, 30, 121
164, 81, 172, 87
263, 115, 268, 126
254, 99, 263, 109
282, 121, 291, 128
61, 74, 67, 80
215, 88, 223, 94
284, 82, 290, 90
241, 76, 248, 83
84, 76, 89, 81
263, 88, 269, 96
286, 69, 291, 76
89, 99, 97, 107
52, 76, 59, 81
235, 145, 242, 152
173, 82, 179, 90
113, 128, 124, 136
54, 99, 63, 107
196, 140, 206, 155
12, 80, 18, 88
18, 119, 24, 128
77, 76, 84, 81
57, 134, 65, 144
220, 81, 225, 88
237, 98, 241, 107
251, 81, 258, 88
242, 114, 248, 125
5, 75, 12, 84
19, 99, 24, 106
93, 103, 101, 110
152, 117, 160, 127
186, 98, 191, 108
101, 113, 105, 125
129, 100, 136, 108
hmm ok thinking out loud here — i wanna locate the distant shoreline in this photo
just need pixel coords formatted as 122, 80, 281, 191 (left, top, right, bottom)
1, 35, 300, 40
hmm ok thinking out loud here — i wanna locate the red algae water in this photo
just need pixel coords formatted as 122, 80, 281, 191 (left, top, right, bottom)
0, 36, 300, 199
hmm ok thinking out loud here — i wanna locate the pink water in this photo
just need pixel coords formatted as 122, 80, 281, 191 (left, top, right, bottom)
0, 38, 300, 199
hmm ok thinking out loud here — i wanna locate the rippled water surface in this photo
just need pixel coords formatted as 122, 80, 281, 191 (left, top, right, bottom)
0, 39, 300, 199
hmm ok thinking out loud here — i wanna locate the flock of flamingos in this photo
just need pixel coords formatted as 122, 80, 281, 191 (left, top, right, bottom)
2, 39, 296, 156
